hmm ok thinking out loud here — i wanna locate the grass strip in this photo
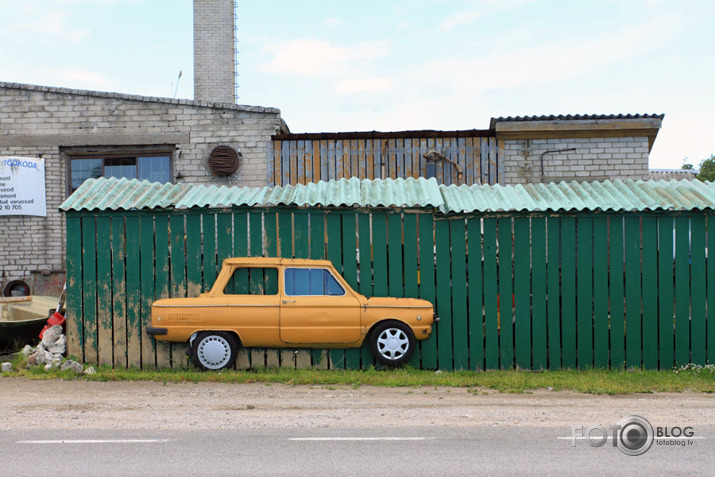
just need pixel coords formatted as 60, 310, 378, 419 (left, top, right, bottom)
2, 353, 714, 395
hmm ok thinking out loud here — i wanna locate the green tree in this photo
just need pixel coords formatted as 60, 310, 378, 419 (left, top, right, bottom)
697, 155, 715, 182
681, 160, 694, 170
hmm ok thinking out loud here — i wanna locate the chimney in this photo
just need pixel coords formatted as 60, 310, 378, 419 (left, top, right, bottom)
193, 0, 236, 103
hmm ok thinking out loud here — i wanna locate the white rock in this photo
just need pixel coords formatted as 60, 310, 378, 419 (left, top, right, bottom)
1, 362, 12, 373
47, 335, 66, 355
21, 345, 34, 357
33, 348, 53, 366
60, 360, 83, 374
41, 325, 63, 347
84, 367, 97, 375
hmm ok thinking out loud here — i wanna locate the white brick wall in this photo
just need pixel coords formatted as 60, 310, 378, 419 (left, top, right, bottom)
0, 82, 282, 291
502, 137, 650, 184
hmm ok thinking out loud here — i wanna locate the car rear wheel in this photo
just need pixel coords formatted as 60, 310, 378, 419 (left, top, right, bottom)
369, 321, 416, 366
191, 331, 238, 371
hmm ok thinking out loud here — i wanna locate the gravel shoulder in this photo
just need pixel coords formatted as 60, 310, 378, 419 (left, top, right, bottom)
2, 378, 713, 431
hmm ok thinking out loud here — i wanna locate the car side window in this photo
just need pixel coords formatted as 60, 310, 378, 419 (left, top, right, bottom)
224, 267, 278, 295
284, 268, 345, 296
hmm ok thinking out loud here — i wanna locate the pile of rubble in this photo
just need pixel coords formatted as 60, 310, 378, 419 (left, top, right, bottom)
18, 325, 94, 375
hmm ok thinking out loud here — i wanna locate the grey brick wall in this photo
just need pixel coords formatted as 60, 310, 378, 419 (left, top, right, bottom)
0, 82, 282, 293
502, 137, 650, 184
194, 0, 236, 103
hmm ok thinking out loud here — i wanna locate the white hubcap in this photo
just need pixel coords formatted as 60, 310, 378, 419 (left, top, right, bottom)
197, 335, 231, 369
377, 328, 409, 360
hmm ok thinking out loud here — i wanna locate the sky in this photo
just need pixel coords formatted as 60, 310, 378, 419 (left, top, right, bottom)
0, 0, 712, 169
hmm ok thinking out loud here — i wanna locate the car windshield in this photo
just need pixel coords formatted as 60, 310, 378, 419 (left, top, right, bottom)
284, 268, 345, 296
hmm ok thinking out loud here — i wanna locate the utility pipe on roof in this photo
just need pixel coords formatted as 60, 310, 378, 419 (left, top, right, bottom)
540, 148, 576, 182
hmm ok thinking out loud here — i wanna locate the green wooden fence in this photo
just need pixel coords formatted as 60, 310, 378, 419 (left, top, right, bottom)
65, 208, 715, 370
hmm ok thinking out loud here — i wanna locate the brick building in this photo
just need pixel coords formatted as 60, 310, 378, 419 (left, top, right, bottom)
0, 81, 284, 295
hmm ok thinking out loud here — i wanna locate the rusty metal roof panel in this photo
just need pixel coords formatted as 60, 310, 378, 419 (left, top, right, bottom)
439, 179, 715, 214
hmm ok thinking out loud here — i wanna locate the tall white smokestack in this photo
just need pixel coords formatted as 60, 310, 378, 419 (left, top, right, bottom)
193, 0, 236, 103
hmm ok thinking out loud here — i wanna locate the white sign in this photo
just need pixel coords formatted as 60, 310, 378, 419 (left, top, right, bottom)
0, 156, 47, 217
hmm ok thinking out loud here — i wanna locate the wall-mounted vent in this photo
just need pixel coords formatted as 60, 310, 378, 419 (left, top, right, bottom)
208, 146, 240, 176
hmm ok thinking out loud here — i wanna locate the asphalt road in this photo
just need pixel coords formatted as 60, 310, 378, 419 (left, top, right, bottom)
2, 426, 713, 476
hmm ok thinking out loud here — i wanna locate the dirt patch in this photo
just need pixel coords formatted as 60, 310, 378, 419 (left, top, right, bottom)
2, 378, 714, 431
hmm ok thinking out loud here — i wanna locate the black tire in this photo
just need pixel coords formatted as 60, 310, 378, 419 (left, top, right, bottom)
191, 331, 238, 371
369, 321, 416, 366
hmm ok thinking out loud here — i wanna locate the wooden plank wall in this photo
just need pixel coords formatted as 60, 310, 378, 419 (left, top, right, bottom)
65, 210, 714, 371
269, 136, 502, 186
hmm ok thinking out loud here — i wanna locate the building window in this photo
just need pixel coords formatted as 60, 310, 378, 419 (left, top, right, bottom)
68, 153, 172, 193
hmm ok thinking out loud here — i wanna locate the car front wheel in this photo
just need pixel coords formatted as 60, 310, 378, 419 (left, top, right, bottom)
191, 331, 238, 371
369, 321, 416, 366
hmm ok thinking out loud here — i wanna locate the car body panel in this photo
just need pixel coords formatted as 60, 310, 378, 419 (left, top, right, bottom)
150, 257, 435, 349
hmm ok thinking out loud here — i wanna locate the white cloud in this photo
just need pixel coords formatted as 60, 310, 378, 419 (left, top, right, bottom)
49, 68, 112, 88
419, 13, 681, 101
258, 39, 390, 78
439, 0, 535, 30
334, 77, 394, 94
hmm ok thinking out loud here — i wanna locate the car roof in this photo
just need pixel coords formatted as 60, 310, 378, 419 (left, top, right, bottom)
222, 257, 335, 267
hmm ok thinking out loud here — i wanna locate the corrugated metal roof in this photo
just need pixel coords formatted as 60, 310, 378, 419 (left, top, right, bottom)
60, 177, 445, 212
490, 113, 664, 126
439, 179, 715, 213
60, 177, 715, 214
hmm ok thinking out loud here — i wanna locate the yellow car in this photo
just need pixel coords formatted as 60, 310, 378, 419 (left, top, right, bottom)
147, 257, 437, 370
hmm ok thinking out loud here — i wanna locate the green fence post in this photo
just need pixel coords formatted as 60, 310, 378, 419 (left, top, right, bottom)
641, 216, 659, 369
513, 217, 531, 370
81, 216, 98, 365
708, 216, 715, 365
610, 217, 625, 369
674, 216, 691, 366
531, 217, 547, 370
690, 215, 706, 365
467, 217, 484, 371
65, 215, 84, 361
497, 217, 514, 369
138, 215, 155, 368
154, 214, 171, 369
450, 218, 468, 370
418, 214, 437, 369
483, 218, 499, 369
658, 217, 675, 369
435, 219, 453, 370
95, 216, 113, 367
111, 216, 127, 368
576, 217, 593, 369
546, 217, 562, 369
560, 217, 576, 368
593, 217, 609, 368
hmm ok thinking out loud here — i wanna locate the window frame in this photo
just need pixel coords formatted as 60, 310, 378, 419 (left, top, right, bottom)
223, 266, 280, 296
283, 267, 346, 297
64, 146, 175, 196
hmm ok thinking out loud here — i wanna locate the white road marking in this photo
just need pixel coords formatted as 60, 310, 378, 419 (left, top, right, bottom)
17, 439, 172, 444
289, 437, 433, 441
557, 436, 706, 440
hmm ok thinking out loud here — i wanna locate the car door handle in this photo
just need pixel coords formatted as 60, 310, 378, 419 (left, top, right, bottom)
282, 300, 296, 304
